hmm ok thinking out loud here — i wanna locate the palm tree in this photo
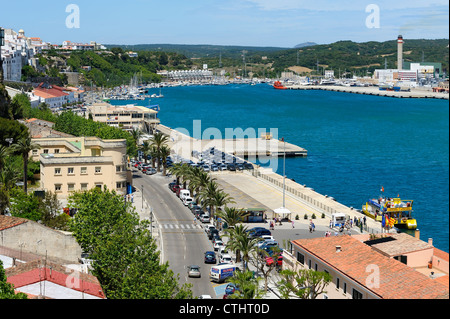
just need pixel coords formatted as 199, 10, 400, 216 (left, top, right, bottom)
223, 224, 248, 263
0, 146, 8, 172
211, 190, 235, 219
139, 140, 152, 164
149, 132, 169, 172
10, 136, 40, 193
216, 207, 249, 228
226, 270, 265, 299
130, 128, 143, 149
149, 146, 159, 170
189, 169, 213, 199
159, 145, 171, 176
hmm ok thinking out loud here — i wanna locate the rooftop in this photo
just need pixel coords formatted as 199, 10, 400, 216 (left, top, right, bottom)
292, 235, 449, 299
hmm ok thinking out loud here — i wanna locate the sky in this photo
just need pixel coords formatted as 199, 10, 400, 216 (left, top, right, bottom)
1, 0, 448, 47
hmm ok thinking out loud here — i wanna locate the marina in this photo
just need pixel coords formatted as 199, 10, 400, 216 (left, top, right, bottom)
279, 84, 449, 99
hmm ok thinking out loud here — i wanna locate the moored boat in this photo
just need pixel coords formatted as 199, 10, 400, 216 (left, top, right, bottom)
273, 81, 287, 90
362, 196, 417, 230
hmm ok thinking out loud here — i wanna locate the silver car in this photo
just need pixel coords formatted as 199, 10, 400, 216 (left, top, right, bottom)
187, 265, 201, 278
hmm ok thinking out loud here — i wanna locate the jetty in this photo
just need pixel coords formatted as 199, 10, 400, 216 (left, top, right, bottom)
156, 124, 308, 160
285, 84, 449, 100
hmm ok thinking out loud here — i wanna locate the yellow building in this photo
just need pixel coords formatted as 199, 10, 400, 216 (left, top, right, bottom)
87, 102, 160, 133
33, 136, 132, 198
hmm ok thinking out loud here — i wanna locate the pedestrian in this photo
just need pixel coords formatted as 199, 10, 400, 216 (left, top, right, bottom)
131, 193, 134, 203
312, 222, 315, 232
329, 220, 333, 228
292, 220, 295, 229
309, 223, 313, 233
363, 216, 367, 226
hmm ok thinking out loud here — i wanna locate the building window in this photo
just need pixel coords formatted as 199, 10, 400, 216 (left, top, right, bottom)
43, 149, 49, 154
55, 149, 60, 154
315, 263, 318, 271
81, 183, 88, 191
343, 283, 347, 295
32, 149, 38, 156
54, 168, 61, 175
95, 167, 101, 174
68, 167, 74, 175
95, 184, 102, 189
116, 182, 123, 189
297, 252, 305, 265
68, 184, 75, 192
55, 184, 62, 192
352, 289, 363, 299
81, 167, 87, 175
116, 165, 121, 172
308, 260, 312, 269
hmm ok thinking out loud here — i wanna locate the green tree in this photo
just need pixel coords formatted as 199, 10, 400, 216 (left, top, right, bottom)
226, 270, 265, 299
68, 187, 193, 299
278, 268, 332, 299
149, 132, 169, 173
9, 135, 40, 193
0, 260, 28, 299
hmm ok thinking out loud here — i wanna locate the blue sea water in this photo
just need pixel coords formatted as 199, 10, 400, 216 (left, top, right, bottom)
113, 84, 449, 252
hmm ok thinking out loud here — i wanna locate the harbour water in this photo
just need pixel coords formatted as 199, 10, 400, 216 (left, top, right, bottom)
112, 84, 449, 252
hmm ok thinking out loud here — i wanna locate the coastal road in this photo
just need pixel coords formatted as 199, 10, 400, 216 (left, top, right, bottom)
132, 170, 217, 298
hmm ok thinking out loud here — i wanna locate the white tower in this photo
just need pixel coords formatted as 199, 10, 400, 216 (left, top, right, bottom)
397, 35, 404, 71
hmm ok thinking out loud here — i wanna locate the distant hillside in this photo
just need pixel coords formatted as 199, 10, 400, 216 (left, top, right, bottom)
105, 43, 289, 60
268, 38, 449, 76
294, 42, 317, 48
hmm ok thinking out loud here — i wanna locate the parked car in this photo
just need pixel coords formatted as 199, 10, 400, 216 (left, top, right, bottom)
213, 240, 224, 251
219, 253, 233, 264
200, 214, 210, 223
204, 224, 216, 234
179, 189, 191, 200
244, 163, 254, 170
247, 227, 272, 238
208, 229, 220, 240
145, 168, 157, 175
266, 255, 283, 267
183, 196, 194, 206
204, 251, 217, 264
187, 265, 201, 278
219, 164, 228, 171
227, 164, 236, 171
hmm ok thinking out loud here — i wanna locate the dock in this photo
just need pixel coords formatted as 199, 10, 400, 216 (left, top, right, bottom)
285, 85, 449, 100
156, 124, 307, 160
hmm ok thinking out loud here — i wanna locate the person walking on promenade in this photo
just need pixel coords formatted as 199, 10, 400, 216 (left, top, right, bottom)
292, 220, 295, 229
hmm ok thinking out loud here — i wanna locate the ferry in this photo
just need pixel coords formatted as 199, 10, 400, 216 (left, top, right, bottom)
273, 81, 288, 90
362, 197, 417, 230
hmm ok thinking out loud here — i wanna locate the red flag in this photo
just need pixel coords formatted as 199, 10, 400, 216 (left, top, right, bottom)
381, 186, 384, 192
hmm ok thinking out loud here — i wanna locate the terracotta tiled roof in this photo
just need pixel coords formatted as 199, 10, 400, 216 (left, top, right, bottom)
434, 248, 449, 262
0, 215, 28, 231
6, 260, 105, 299
292, 236, 449, 299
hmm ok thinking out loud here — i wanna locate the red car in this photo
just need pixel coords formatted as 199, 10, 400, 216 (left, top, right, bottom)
265, 255, 283, 267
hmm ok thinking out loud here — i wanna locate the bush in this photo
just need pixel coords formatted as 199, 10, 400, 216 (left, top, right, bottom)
312, 213, 316, 219
304, 214, 308, 220
295, 214, 299, 220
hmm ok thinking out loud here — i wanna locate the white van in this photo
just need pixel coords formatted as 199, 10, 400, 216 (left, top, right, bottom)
183, 196, 193, 206
179, 190, 191, 201
210, 264, 239, 283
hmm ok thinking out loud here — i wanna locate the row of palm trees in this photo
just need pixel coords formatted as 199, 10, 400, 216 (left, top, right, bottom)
167, 162, 265, 272
134, 131, 171, 175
